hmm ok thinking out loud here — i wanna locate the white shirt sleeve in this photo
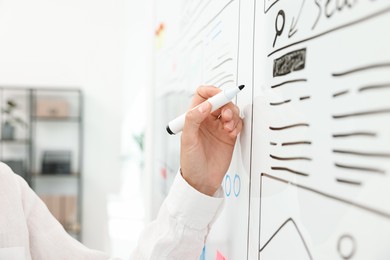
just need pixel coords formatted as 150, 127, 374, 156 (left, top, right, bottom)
130, 171, 225, 260
15, 172, 111, 260
1, 162, 224, 260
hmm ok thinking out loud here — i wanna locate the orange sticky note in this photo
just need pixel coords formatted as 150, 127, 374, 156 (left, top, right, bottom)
216, 251, 226, 260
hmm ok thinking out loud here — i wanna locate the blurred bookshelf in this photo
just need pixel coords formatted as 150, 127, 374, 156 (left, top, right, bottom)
0, 87, 83, 241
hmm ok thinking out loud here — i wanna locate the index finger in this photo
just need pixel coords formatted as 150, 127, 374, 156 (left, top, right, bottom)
190, 85, 221, 109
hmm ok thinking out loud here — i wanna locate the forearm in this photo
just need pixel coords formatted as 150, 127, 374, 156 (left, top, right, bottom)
131, 171, 224, 260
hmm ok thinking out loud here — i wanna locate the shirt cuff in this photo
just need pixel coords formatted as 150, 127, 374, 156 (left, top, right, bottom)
164, 170, 225, 230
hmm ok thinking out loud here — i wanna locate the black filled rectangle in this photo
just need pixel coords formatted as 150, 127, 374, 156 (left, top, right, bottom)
273, 48, 306, 77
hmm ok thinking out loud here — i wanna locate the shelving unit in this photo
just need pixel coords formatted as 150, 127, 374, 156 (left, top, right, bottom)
0, 87, 83, 240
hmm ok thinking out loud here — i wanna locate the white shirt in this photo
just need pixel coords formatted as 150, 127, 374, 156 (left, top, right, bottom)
0, 162, 224, 260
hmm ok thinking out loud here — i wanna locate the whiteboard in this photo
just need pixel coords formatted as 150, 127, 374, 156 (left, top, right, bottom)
152, 0, 390, 259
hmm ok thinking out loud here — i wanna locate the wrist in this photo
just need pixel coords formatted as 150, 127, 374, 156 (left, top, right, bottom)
180, 169, 218, 196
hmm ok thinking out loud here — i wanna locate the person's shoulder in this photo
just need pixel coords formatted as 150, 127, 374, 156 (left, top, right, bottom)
0, 162, 17, 180
0, 162, 25, 195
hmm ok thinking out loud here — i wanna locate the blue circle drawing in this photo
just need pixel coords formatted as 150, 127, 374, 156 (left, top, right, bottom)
234, 174, 241, 197
225, 174, 232, 197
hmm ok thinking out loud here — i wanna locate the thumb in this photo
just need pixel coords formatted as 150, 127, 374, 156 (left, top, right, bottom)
183, 101, 211, 138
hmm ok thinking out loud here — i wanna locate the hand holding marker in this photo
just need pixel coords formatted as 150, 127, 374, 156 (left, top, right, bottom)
166, 85, 245, 135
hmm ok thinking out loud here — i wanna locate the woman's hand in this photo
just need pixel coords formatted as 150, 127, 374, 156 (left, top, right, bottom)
180, 86, 243, 196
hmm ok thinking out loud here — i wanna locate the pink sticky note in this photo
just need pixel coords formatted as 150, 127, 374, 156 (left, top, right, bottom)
216, 251, 226, 260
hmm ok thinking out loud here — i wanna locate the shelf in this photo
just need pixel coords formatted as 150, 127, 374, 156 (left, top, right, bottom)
34, 175, 79, 195
32, 116, 81, 122
32, 173, 79, 178
0, 87, 83, 241
0, 139, 30, 144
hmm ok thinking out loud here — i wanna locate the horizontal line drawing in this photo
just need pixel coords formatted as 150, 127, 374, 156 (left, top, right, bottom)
218, 52, 230, 60
269, 96, 311, 106
282, 141, 312, 146
299, 96, 310, 100
332, 63, 390, 77
270, 99, 291, 106
259, 218, 313, 260
335, 163, 386, 174
333, 149, 390, 158
213, 74, 234, 86
359, 83, 390, 92
260, 173, 390, 219
336, 178, 362, 186
270, 154, 312, 161
218, 79, 235, 88
333, 90, 349, 98
271, 167, 309, 177
206, 71, 225, 84
211, 57, 233, 71
332, 132, 377, 138
269, 123, 310, 131
271, 79, 307, 89
270, 141, 312, 146
267, 6, 390, 57
332, 108, 390, 119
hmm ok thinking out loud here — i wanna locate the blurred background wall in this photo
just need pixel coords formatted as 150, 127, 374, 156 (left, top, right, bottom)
0, 0, 154, 258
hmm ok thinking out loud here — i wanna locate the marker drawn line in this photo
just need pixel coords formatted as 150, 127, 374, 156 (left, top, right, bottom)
259, 217, 313, 260
211, 29, 222, 40
206, 72, 225, 84
270, 99, 291, 106
218, 52, 230, 60
267, 6, 390, 57
270, 96, 311, 106
188, 0, 234, 44
270, 154, 312, 161
333, 149, 390, 158
271, 79, 307, 89
359, 83, 390, 92
271, 167, 309, 177
332, 132, 377, 138
335, 163, 386, 174
264, 0, 280, 14
218, 79, 235, 88
282, 141, 312, 146
299, 96, 310, 100
336, 178, 362, 186
332, 108, 390, 119
211, 58, 233, 71
261, 173, 390, 219
333, 90, 349, 98
270, 142, 277, 146
213, 74, 234, 86
332, 63, 390, 77
207, 20, 222, 37
189, 40, 203, 52
269, 123, 309, 131
288, 0, 306, 38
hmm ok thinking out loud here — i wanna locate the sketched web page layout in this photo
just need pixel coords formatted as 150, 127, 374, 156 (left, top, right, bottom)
251, 0, 390, 259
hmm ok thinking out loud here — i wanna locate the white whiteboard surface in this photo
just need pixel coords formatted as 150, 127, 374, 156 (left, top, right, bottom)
152, 0, 390, 259
249, 0, 390, 259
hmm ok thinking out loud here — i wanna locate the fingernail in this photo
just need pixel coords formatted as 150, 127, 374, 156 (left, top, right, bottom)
198, 102, 210, 113
223, 109, 233, 118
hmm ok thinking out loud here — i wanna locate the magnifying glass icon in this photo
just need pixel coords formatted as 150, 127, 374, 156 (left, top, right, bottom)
273, 10, 285, 47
